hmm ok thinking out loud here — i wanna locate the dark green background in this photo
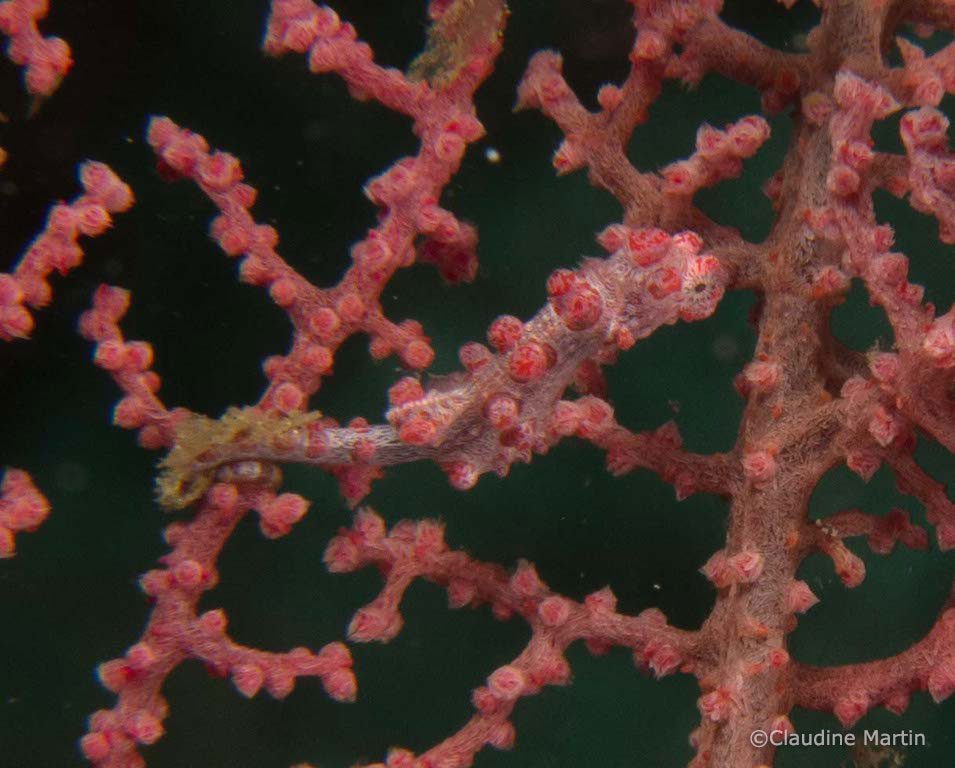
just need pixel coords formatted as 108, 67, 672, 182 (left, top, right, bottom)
0, 1, 952, 766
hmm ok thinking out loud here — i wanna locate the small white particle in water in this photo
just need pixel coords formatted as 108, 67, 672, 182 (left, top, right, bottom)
653, 583, 662, 591
485, 147, 501, 164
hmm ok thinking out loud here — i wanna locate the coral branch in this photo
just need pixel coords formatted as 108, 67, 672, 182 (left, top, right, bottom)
905, 0, 955, 30
0, 467, 49, 557
0, 0, 71, 96
802, 507, 929, 588
679, 13, 806, 112
514, 2, 767, 284
869, 150, 910, 194
803, 70, 955, 464
79, 484, 355, 768
900, 106, 955, 243
78, 285, 186, 450
794, 584, 955, 726
814, 507, 929, 555
661, 116, 771, 204
325, 509, 699, 767
888, 453, 955, 550
515, 47, 660, 218
77, 281, 355, 766
889, 38, 954, 108
147, 0, 504, 411
0, 162, 133, 341
550, 395, 732, 498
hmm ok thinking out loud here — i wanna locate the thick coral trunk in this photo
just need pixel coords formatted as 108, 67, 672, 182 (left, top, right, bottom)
696, 485, 807, 766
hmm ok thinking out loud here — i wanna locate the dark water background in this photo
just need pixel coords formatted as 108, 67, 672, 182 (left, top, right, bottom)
0, 1, 953, 766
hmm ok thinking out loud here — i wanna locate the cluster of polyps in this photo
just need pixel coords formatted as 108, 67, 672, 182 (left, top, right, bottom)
0, 0, 72, 96
0, 468, 49, 558
595, 226, 727, 332
662, 116, 771, 198
0, 163, 133, 341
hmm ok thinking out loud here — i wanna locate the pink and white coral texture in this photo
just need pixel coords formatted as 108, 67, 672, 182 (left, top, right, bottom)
1, 1, 954, 767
